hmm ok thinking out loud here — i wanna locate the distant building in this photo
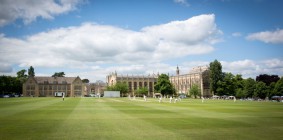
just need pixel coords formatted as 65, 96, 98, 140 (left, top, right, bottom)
106, 71, 158, 96
170, 66, 211, 97
22, 76, 86, 97
107, 66, 211, 97
85, 80, 106, 94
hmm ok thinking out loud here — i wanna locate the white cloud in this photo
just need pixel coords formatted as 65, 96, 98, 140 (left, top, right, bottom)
232, 32, 242, 37
174, 0, 190, 6
0, 14, 221, 71
246, 29, 283, 44
221, 59, 283, 78
0, 0, 83, 26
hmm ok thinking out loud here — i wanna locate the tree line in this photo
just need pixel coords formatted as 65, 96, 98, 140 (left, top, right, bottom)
209, 60, 283, 99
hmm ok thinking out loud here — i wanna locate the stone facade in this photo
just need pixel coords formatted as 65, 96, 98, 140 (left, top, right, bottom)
22, 76, 86, 97
170, 66, 210, 97
106, 66, 211, 97
85, 80, 106, 94
106, 72, 158, 96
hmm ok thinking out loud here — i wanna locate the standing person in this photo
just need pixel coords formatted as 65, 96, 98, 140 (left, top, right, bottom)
169, 96, 173, 103
158, 96, 162, 103
201, 96, 204, 103
62, 93, 65, 101
144, 95, 147, 101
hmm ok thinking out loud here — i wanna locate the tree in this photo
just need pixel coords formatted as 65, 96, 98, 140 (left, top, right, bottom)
189, 84, 200, 98
273, 77, 283, 96
154, 74, 175, 96
256, 74, 280, 86
28, 66, 35, 77
136, 87, 148, 97
216, 72, 236, 96
52, 72, 65, 77
106, 82, 129, 97
243, 78, 256, 98
82, 79, 89, 83
17, 69, 27, 79
209, 59, 223, 95
0, 75, 22, 95
254, 81, 268, 99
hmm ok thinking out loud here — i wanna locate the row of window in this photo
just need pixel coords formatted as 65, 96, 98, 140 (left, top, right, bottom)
25, 85, 82, 90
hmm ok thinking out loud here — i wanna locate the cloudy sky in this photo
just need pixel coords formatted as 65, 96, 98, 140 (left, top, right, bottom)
0, 0, 283, 82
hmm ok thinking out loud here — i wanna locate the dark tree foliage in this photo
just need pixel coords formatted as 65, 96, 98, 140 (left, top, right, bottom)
209, 59, 223, 95
0, 75, 22, 95
256, 74, 280, 86
82, 79, 90, 83
52, 72, 65, 77
28, 66, 35, 77
154, 74, 175, 96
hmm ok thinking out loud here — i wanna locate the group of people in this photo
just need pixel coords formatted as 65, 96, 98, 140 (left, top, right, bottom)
159, 96, 181, 103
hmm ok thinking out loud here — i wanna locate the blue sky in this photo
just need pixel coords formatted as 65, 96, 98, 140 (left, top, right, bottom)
0, 0, 283, 82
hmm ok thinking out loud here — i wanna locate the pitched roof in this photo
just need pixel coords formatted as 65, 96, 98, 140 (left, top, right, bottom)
33, 76, 78, 84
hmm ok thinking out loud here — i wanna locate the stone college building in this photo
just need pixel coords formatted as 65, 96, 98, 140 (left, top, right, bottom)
107, 66, 211, 97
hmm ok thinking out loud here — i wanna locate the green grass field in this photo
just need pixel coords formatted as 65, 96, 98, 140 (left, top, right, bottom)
0, 97, 283, 140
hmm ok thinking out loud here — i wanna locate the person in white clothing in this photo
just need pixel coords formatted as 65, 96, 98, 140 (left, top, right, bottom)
169, 96, 173, 103
144, 95, 147, 101
201, 96, 204, 103
62, 93, 65, 101
174, 98, 178, 103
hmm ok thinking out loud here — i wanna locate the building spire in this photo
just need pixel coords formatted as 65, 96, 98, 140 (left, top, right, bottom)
176, 65, 180, 76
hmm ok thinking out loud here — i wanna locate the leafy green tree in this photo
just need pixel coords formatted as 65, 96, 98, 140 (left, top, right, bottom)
254, 81, 268, 99
17, 69, 27, 79
106, 82, 129, 97
16, 69, 28, 84
136, 87, 148, 97
243, 78, 256, 98
216, 72, 236, 96
28, 66, 35, 77
189, 84, 200, 98
235, 88, 245, 99
154, 74, 175, 96
273, 77, 283, 96
209, 59, 223, 95
52, 72, 65, 77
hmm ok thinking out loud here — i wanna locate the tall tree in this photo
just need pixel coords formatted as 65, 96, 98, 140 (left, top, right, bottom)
209, 59, 223, 95
216, 72, 236, 96
254, 81, 268, 99
52, 72, 65, 77
28, 66, 35, 77
154, 74, 175, 96
189, 84, 200, 98
243, 78, 256, 98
